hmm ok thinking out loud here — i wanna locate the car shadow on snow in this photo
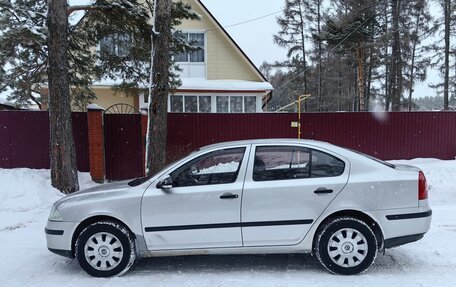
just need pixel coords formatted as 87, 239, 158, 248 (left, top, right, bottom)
131, 254, 323, 275
369, 249, 422, 274
53, 248, 422, 277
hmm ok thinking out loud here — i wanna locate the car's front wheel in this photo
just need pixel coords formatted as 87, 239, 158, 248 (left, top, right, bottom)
75, 221, 136, 277
314, 217, 377, 275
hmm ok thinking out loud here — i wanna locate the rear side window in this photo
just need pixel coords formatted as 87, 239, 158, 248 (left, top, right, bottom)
311, 150, 345, 178
253, 146, 345, 182
171, 147, 245, 187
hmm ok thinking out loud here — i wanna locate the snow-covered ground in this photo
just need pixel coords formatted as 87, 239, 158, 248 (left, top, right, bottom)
1, 159, 455, 286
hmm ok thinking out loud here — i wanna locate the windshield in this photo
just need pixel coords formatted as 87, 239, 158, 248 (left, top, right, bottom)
128, 149, 199, 187
349, 149, 396, 169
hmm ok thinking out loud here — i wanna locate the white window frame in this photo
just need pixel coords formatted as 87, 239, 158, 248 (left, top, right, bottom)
174, 30, 208, 64
166, 94, 262, 113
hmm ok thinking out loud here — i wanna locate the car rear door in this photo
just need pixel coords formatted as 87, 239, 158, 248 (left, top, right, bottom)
141, 145, 250, 250
241, 144, 349, 247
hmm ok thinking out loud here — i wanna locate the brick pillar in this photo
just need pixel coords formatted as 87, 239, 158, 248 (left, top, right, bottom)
87, 105, 105, 183
141, 111, 148, 176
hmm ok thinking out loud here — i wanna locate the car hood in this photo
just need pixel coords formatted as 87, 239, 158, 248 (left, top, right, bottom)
53, 180, 137, 209
75, 180, 132, 195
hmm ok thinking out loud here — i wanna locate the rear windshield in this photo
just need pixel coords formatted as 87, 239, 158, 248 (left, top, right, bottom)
349, 149, 396, 169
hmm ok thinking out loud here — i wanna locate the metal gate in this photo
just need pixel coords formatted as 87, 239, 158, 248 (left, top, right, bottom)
104, 104, 143, 180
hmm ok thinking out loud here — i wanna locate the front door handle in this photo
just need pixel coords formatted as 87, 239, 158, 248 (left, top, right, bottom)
220, 193, 239, 199
314, 187, 334, 194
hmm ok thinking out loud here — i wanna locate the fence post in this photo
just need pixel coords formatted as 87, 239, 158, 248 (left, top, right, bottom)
87, 104, 105, 183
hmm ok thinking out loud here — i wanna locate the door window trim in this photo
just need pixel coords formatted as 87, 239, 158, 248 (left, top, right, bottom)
162, 146, 251, 188
251, 145, 346, 182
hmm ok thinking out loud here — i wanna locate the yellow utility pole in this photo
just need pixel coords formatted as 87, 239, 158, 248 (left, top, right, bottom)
297, 94, 311, 139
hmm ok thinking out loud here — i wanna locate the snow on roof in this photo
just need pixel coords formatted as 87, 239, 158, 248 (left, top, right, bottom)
93, 77, 273, 91
179, 78, 273, 91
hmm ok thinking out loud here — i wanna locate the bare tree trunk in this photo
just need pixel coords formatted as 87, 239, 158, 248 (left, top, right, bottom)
47, 0, 79, 194
384, 2, 391, 111
443, 0, 450, 110
366, 48, 373, 111
317, 0, 323, 111
145, 0, 172, 176
356, 46, 366, 111
338, 57, 342, 111
408, 9, 421, 112
390, 0, 403, 111
297, 3, 307, 97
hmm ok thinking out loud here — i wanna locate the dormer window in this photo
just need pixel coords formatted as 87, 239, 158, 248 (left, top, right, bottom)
99, 33, 132, 59
175, 33, 205, 63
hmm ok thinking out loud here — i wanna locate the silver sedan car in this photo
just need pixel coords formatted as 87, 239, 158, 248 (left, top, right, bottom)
45, 139, 432, 277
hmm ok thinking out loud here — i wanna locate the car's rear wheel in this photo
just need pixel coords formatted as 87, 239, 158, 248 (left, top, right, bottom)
314, 217, 377, 275
75, 221, 136, 277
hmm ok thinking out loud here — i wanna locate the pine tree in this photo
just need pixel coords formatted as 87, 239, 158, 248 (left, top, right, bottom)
0, 0, 51, 108
273, 0, 309, 106
320, 0, 377, 111
401, 0, 433, 111
144, 0, 198, 175
47, 0, 79, 194
425, 0, 455, 110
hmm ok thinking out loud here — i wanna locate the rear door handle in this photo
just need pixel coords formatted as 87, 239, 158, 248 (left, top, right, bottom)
220, 193, 239, 199
314, 187, 333, 194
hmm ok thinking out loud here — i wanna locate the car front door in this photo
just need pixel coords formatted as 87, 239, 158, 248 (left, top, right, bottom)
141, 145, 250, 250
241, 144, 349, 247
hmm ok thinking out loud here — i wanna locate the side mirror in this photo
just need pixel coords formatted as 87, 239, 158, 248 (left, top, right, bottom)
156, 176, 173, 189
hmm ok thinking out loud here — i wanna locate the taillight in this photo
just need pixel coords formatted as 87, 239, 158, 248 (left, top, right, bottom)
419, 171, 428, 200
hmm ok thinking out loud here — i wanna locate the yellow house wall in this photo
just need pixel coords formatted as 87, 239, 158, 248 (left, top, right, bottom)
91, 87, 136, 110
177, 0, 264, 82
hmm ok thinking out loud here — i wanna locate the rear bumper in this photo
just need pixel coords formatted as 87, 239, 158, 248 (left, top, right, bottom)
384, 233, 425, 249
386, 210, 432, 221
370, 208, 432, 243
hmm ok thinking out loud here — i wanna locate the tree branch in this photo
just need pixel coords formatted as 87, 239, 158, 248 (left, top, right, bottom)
67, 5, 109, 15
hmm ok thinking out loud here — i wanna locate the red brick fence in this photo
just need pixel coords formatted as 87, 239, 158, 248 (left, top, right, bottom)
1, 109, 455, 181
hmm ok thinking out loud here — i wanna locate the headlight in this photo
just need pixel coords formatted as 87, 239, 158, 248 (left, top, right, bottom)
49, 205, 63, 221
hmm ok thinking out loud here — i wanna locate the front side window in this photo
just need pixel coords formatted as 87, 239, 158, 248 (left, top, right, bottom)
253, 146, 345, 181
171, 147, 246, 187
175, 32, 205, 63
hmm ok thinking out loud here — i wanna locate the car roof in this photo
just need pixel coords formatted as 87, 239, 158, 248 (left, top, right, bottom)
199, 138, 334, 151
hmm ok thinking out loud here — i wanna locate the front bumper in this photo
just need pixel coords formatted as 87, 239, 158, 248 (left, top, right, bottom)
45, 220, 79, 258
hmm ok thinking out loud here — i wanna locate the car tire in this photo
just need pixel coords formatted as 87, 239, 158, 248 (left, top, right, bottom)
75, 221, 136, 277
314, 217, 377, 275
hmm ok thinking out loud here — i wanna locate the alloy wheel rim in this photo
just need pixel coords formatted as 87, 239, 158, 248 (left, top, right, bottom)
327, 228, 368, 268
84, 232, 124, 271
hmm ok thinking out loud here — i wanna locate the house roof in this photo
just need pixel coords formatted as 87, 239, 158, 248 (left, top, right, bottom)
195, 0, 269, 83
93, 77, 272, 92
